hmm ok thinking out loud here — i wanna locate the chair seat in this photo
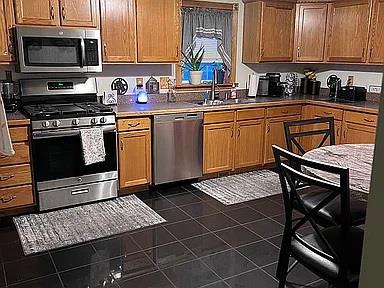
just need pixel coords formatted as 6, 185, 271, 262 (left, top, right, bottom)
294, 186, 367, 227
291, 226, 364, 284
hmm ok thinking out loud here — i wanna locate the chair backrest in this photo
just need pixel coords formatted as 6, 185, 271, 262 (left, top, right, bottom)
272, 145, 351, 274
284, 117, 336, 155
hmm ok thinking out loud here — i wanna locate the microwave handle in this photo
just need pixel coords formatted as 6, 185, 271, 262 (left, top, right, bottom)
80, 38, 86, 68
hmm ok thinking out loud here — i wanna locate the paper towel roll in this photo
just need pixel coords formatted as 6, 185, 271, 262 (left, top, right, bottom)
248, 74, 259, 97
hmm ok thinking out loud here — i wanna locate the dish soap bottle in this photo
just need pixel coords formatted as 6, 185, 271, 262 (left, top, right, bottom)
230, 83, 237, 99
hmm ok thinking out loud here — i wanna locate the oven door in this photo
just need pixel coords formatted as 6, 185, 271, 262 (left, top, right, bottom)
32, 125, 117, 192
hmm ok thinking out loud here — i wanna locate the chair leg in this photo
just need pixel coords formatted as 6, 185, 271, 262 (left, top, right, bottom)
276, 234, 291, 287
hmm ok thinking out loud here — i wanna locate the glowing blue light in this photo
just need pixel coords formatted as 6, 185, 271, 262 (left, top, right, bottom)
136, 91, 148, 104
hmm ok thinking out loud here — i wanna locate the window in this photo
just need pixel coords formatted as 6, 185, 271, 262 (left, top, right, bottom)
177, 1, 239, 88
181, 37, 224, 84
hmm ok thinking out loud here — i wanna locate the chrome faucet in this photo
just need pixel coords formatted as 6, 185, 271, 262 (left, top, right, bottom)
210, 69, 219, 101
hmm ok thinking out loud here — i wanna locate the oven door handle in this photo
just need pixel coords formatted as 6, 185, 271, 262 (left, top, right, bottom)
32, 125, 116, 139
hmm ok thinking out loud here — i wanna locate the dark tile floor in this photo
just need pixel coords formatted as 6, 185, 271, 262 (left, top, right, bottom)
0, 184, 328, 288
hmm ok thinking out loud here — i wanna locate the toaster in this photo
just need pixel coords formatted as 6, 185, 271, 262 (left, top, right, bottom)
339, 86, 367, 102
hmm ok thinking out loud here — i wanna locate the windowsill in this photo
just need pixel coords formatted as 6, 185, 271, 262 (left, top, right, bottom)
175, 83, 233, 92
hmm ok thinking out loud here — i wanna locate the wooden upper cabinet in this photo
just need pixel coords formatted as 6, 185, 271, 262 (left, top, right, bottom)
100, 0, 136, 62
14, 0, 59, 26
136, 0, 180, 63
59, 0, 98, 27
368, 0, 384, 63
243, 0, 295, 63
261, 1, 295, 62
295, 3, 328, 62
0, 0, 14, 62
326, 0, 371, 63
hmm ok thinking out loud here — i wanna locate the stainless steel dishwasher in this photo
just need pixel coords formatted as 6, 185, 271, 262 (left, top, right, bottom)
153, 112, 203, 185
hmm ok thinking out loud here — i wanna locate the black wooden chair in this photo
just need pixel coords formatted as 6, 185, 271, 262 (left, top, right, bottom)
283, 117, 366, 227
273, 145, 364, 288
284, 117, 335, 156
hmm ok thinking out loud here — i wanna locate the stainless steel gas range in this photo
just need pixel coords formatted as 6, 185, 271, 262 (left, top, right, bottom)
20, 78, 117, 211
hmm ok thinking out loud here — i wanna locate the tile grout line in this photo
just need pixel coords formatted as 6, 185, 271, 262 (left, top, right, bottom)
48, 252, 65, 288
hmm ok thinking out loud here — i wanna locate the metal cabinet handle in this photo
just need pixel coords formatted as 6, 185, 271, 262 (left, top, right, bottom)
1, 195, 16, 204
323, 111, 332, 115
128, 122, 140, 128
282, 110, 289, 114
362, 47, 365, 58
336, 127, 340, 137
231, 128, 234, 138
0, 175, 14, 181
103, 44, 107, 57
364, 118, 375, 123
120, 140, 124, 151
61, 6, 66, 20
267, 125, 270, 133
237, 128, 240, 137
343, 129, 347, 139
297, 46, 301, 58
0, 155, 7, 159
50, 5, 55, 20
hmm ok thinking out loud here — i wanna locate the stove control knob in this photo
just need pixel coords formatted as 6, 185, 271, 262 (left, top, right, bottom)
52, 120, 61, 127
72, 119, 80, 126
42, 121, 50, 128
91, 118, 98, 125
100, 117, 107, 124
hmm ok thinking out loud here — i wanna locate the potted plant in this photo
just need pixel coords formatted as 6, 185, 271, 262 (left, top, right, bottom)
181, 45, 205, 85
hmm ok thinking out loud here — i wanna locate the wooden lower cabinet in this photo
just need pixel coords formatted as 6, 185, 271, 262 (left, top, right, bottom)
264, 115, 301, 164
118, 130, 151, 189
341, 123, 377, 144
235, 119, 264, 168
203, 122, 235, 174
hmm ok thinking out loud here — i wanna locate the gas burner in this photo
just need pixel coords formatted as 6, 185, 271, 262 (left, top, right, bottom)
76, 102, 114, 114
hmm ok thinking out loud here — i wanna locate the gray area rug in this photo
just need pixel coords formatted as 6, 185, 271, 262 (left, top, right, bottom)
13, 195, 166, 255
192, 170, 282, 205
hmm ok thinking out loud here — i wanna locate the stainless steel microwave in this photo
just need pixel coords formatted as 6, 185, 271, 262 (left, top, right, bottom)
14, 27, 102, 73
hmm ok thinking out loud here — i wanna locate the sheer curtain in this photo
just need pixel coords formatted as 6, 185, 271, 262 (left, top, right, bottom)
182, 7, 232, 72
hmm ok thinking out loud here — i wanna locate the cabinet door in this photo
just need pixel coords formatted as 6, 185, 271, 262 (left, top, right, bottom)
118, 131, 151, 189
368, 0, 384, 63
136, 0, 180, 62
295, 4, 328, 62
0, 0, 13, 62
60, 0, 98, 27
203, 122, 234, 174
14, 0, 59, 26
235, 119, 264, 169
100, 0, 136, 62
264, 115, 300, 164
260, 1, 295, 62
326, 0, 370, 62
342, 123, 376, 144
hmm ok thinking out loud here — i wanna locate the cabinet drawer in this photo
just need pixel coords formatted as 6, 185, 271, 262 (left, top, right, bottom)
266, 105, 301, 118
118, 118, 151, 132
204, 111, 235, 124
0, 143, 30, 167
9, 127, 28, 142
344, 111, 377, 127
0, 185, 34, 210
237, 108, 265, 121
313, 106, 343, 121
0, 165, 32, 189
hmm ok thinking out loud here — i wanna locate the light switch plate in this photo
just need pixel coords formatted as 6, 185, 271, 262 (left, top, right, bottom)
369, 85, 382, 94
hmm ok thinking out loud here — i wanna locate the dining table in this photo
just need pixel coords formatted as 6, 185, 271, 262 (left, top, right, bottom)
302, 144, 375, 202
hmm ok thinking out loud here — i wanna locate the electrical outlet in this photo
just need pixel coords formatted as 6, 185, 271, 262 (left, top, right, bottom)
369, 85, 382, 94
347, 76, 354, 86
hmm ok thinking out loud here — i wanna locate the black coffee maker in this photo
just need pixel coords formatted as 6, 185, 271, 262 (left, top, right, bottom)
266, 73, 284, 97
1, 71, 18, 112
327, 74, 342, 98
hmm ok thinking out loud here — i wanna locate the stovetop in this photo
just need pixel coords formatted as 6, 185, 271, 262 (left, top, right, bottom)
23, 102, 114, 120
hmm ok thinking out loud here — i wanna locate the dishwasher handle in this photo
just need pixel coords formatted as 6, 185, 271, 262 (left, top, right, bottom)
154, 112, 203, 123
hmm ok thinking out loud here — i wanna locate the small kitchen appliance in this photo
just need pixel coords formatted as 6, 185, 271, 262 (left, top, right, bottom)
266, 73, 284, 97
20, 78, 117, 211
327, 75, 342, 98
1, 71, 18, 112
14, 26, 102, 73
257, 76, 269, 96
339, 86, 367, 102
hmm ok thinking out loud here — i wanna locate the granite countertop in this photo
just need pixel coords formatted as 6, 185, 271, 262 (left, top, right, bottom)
6, 111, 30, 126
116, 95, 380, 117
